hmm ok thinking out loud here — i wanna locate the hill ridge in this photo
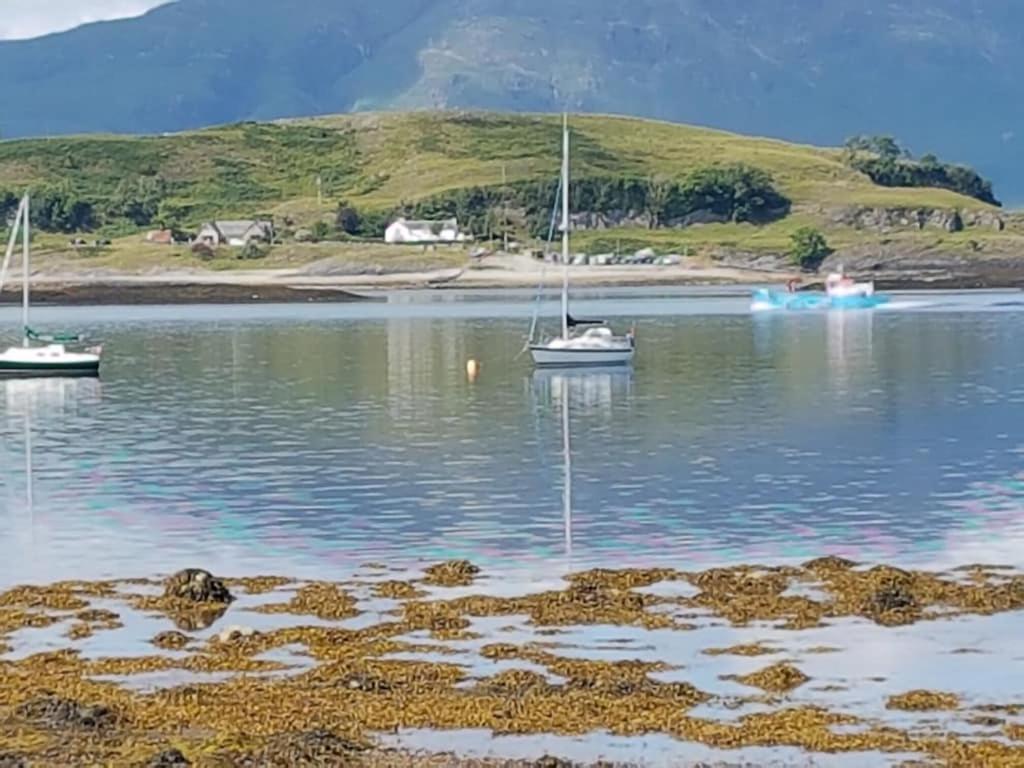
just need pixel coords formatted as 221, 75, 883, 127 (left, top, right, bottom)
1, 0, 1023, 199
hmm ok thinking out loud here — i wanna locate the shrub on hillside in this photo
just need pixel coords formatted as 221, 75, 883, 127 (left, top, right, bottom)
240, 241, 269, 260
191, 242, 216, 261
311, 221, 331, 242
336, 202, 362, 235
789, 227, 832, 270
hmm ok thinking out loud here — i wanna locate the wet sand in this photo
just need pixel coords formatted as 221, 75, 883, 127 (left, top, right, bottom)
0, 282, 382, 306
0, 257, 795, 305
1, 256, 1021, 305
1, 559, 1023, 766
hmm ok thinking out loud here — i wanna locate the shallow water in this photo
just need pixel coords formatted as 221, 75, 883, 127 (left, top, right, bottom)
2, 288, 1024, 583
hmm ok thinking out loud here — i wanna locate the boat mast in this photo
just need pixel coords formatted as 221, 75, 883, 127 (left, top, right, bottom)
561, 375, 573, 563
560, 113, 570, 341
21, 194, 29, 347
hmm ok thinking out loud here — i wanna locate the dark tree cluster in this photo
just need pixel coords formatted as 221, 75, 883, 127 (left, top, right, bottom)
0, 175, 187, 234
398, 165, 791, 239
842, 135, 1000, 206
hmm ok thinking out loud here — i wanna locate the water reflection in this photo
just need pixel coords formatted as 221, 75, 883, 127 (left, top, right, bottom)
1, 378, 103, 561
0, 304, 1023, 583
531, 367, 635, 568
3, 376, 103, 416
826, 310, 874, 395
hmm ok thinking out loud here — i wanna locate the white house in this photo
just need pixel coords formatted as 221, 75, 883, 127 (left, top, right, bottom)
385, 217, 468, 245
196, 220, 274, 248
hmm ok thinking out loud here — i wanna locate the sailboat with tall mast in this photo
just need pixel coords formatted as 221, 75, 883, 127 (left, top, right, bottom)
529, 115, 636, 368
0, 194, 102, 377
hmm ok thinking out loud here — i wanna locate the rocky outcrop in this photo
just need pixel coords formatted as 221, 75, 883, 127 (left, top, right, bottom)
817, 243, 1024, 289
828, 207, 1004, 233
570, 211, 651, 230
963, 211, 1006, 230
569, 208, 734, 230
711, 249, 791, 272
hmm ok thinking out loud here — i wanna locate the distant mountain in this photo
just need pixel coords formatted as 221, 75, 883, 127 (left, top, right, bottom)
1, 0, 1022, 199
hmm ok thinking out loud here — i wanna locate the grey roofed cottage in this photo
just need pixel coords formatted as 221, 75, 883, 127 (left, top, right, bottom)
196, 220, 274, 247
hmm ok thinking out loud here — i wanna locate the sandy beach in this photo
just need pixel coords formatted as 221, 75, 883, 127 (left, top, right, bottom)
1, 249, 1021, 305
0, 254, 797, 305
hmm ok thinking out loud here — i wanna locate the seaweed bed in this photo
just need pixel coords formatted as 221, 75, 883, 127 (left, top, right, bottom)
0, 558, 1023, 766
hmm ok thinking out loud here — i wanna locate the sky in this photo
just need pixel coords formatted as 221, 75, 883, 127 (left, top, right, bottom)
0, 0, 168, 40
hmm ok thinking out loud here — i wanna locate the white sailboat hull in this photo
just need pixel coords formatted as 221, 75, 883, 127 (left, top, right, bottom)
530, 344, 635, 367
0, 345, 101, 377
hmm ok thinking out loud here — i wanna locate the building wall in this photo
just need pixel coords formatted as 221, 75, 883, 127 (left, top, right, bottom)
196, 225, 221, 245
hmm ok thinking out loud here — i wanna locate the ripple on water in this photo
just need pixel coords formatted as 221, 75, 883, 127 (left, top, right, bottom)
3, 304, 1024, 579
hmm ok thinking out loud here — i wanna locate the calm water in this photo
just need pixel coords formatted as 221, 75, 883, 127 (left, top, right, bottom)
2, 288, 1024, 585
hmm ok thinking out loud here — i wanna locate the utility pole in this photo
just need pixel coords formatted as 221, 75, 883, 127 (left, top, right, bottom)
502, 163, 509, 253
316, 174, 323, 208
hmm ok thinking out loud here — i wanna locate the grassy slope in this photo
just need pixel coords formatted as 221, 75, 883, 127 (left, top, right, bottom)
0, 111, 1010, 271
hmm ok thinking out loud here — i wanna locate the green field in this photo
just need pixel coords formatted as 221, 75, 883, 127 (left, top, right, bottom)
0, 111, 1012, 270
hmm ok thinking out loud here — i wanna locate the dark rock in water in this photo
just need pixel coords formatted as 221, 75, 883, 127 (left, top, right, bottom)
803, 556, 858, 572
152, 630, 191, 650
865, 584, 919, 625
532, 757, 575, 768
234, 729, 368, 766
342, 673, 393, 693
163, 569, 234, 604
872, 585, 916, 610
0, 754, 27, 768
146, 749, 191, 767
15, 694, 117, 730
423, 559, 481, 586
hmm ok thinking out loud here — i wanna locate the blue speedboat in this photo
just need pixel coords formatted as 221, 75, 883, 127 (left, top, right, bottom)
752, 269, 890, 312
751, 289, 889, 312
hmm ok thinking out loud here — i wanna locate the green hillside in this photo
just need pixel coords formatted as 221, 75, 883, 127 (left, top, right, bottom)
0, 111, 1012, 272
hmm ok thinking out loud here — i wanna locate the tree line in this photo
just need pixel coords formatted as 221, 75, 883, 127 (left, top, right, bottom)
0, 177, 187, 235
382, 165, 791, 239
3, 163, 791, 240
842, 135, 1000, 206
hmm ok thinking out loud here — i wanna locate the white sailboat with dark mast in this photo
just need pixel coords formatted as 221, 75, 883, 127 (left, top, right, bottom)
529, 115, 636, 368
0, 193, 102, 377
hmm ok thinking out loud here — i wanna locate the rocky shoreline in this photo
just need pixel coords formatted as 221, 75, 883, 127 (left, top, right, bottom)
1, 242, 1023, 304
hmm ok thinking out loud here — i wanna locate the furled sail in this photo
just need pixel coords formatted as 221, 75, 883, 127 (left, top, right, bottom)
25, 327, 84, 344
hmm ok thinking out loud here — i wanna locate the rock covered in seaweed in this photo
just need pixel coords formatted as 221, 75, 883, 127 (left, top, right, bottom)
216, 625, 258, 644
423, 560, 481, 587
232, 729, 368, 766
146, 749, 191, 767
15, 693, 118, 730
163, 569, 234, 604
152, 630, 191, 650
